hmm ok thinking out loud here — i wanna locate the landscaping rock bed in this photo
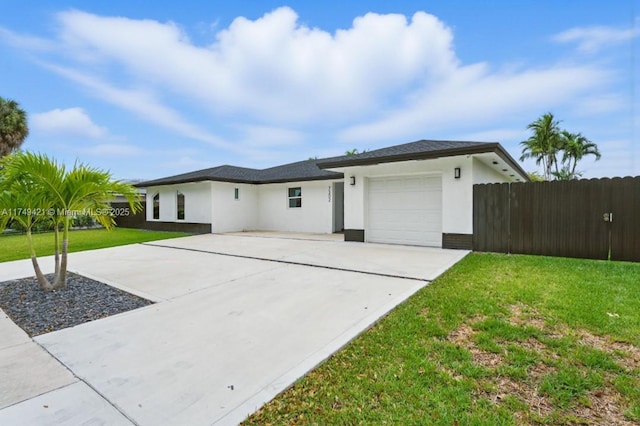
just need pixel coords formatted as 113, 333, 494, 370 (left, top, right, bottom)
0, 272, 152, 337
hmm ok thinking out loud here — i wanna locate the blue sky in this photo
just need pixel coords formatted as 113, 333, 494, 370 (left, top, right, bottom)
1, 0, 638, 180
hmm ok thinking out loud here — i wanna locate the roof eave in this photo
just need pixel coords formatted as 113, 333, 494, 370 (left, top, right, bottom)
136, 176, 260, 187
317, 144, 499, 169
318, 143, 529, 182
135, 173, 344, 187
493, 147, 530, 182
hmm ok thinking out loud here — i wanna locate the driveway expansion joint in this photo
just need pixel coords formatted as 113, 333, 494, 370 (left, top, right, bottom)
141, 242, 431, 283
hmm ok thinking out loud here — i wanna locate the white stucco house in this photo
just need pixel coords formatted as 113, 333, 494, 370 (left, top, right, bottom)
136, 140, 528, 249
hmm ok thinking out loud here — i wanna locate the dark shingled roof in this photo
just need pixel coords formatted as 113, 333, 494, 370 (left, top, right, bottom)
258, 159, 344, 183
136, 139, 527, 187
136, 160, 343, 187
318, 140, 493, 167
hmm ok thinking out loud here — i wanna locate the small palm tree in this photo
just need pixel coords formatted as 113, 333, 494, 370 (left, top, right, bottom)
551, 167, 580, 181
520, 113, 562, 180
0, 152, 141, 290
0, 180, 56, 290
0, 97, 29, 157
345, 148, 368, 156
559, 131, 601, 179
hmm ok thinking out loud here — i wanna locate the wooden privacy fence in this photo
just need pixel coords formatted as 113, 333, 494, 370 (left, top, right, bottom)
473, 177, 640, 262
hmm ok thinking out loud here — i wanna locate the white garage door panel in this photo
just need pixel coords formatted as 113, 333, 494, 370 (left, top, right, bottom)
367, 175, 442, 246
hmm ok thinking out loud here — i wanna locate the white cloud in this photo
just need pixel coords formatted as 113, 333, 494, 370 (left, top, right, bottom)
31, 107, 108, 139
44, 8, 613, 134
1, 7, 624, 166
571, 93, 628, 115
0, 27, 57, 51
41, 63, 236, 151
50, 8, 458, 124
338, 64, 610, 143
552, 22, 640, 54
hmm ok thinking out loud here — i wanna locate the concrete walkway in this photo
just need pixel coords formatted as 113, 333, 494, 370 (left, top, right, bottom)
0, 233, 468, 425
0, 312, 76, 410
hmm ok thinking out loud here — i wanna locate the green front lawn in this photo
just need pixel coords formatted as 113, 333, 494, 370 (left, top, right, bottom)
245, 253, 640, 425
0, 228, 190, 263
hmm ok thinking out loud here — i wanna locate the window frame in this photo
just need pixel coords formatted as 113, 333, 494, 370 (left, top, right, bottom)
152, 193, 160, 220
287, 187, 302, 208
176, 191, 185, 221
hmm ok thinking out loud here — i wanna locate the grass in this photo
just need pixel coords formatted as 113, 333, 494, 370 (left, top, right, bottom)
0, 228, 190, 263
244, 253, 640, 425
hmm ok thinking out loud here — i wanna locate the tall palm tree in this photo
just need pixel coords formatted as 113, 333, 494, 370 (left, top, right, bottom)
559, 131, 601, 178
519, 113, 562, 180
0, 97, 29, 157
0, 151, 142, 290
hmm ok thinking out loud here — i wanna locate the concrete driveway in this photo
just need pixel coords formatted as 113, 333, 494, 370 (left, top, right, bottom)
0, 233, 468, 425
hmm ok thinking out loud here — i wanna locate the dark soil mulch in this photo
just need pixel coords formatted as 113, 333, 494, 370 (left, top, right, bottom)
0, 272, 153, 337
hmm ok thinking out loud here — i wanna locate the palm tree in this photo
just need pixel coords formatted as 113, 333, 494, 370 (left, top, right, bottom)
0, 97, 29, 157
0, 179, 56, 290
519, 113, 562, 180
559, 131, 601, 179
0, 152, 142, 290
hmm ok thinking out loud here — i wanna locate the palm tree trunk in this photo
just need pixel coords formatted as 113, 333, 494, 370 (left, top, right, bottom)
545, 156, 553, 181
26, 228, 53, 291
552, 152, 560, 179
52, 220, 69, 290
52, 238, 68, 289
53, 223, 60, 276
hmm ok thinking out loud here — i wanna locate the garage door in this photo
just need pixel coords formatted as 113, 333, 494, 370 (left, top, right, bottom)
367, 175, 442, 246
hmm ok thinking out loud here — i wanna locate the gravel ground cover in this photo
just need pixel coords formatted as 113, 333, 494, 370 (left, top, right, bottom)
0, 273, 152, 337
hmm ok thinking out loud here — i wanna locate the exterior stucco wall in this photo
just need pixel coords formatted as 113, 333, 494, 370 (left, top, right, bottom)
211, 182, 258, 232
343, 170, 367, 230
441, 156, 474, 235
144, 179, 340, 234
142, 155, 510, 238
340, 156, 479, 238
146, 182, 212, 224
257, 180, 336, 234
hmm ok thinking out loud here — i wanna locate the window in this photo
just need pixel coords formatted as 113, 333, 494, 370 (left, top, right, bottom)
288, 187, 302, 208
152, 193, 160, 220
234, 188, 239, 200
177, 191, 185, 220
